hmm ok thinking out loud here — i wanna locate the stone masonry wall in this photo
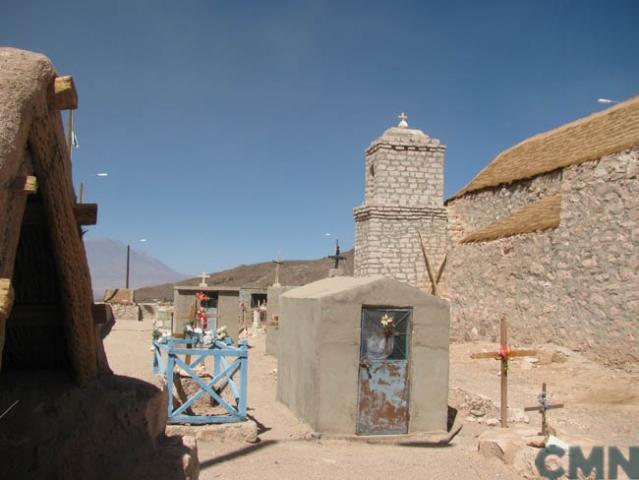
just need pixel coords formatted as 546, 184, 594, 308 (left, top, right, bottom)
446, 148, 639, 369
366, 146, 444, 207
447, 170, 562, 241
355, 125, 448, 290
355, 207, 448, 290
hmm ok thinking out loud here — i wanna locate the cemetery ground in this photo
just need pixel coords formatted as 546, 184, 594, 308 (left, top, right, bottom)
105, 319, 639, 479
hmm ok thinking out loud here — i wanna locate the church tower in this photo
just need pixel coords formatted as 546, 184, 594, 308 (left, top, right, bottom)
353, 114, 448, 289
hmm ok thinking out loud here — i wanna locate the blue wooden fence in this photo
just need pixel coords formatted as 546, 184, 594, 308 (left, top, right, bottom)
153, 337, 248, 424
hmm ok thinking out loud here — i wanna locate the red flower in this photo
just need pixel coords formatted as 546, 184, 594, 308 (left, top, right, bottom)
196, 309, 208, 329
498, 345, 511, 360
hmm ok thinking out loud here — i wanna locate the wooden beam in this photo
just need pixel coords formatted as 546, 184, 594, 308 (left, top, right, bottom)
470, 352, 498, 359
11, 176, 38, 194
53, 75, 78, 110
74, 203, 98, 225
0, 279, 14, 320
22, 203, 98, 226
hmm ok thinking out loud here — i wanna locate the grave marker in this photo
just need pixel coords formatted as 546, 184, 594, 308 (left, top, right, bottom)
524, 382, 564, 436
471, 317, 537, 427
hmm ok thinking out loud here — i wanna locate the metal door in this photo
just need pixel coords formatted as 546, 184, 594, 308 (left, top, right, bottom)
356, 307, 412, 435
202, 298, 218, 332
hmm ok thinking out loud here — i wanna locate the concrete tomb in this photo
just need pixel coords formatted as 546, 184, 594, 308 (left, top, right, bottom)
173, 285, 266, 339
277, 275, 449, 435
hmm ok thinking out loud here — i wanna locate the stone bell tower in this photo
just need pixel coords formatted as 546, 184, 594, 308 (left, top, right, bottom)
353, 113, 448, 289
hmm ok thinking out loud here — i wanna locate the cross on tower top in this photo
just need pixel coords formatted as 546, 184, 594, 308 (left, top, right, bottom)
398, 112, 408, 128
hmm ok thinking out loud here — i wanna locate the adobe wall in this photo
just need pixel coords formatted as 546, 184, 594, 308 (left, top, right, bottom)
446, 148, 639, 369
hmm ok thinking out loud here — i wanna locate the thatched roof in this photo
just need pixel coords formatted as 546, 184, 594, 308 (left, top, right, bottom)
449, 96, 639, 200
0, 48, 98, 384
461, 194, 561, 243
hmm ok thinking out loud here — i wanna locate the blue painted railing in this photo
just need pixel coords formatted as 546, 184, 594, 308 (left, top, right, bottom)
153, 336, 249, 424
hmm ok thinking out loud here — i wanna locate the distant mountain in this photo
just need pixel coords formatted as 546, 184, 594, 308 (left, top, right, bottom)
134, 249, 354, 302
84, 238, 187, 300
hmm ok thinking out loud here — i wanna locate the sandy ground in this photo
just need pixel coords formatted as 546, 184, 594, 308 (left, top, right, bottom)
104, 319, 639, 480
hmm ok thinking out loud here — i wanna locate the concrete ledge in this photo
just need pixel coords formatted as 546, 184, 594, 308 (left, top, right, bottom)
318, 426, 460, 446
166, 420, 258, 444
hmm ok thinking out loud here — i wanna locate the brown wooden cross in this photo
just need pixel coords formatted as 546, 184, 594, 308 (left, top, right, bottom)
524, 383, 564, 436
470, 317, 537, 428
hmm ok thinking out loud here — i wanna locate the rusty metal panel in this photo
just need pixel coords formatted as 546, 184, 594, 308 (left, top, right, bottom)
357, 307, 411, 435
357, 360, 410, 435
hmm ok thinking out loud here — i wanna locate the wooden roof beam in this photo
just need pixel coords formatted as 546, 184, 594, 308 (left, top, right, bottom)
0, 279, 15, 320
11, 176, 38, 194
53, 75, 78, 110
22, 203, 98, 226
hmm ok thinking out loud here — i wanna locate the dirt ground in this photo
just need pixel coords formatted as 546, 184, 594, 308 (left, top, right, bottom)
104, 319, 639, 480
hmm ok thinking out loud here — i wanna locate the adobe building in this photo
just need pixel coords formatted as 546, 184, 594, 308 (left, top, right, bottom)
0, 48, 197, 478
445, 97, 639, 368
277, 276, 449, 435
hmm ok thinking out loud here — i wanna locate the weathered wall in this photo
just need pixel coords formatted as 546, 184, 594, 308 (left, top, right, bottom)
446, 148, 639, 368
217, 291, 240, 338
109, 303, 140, 321
364, 141, 444, 207
447, 170, 562, 241
265, 285, 296, 356
355, 207, 448, 289
276, 295, 320, 429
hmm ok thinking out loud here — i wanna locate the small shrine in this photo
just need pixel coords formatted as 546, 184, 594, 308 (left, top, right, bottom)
277, 275, 450, 435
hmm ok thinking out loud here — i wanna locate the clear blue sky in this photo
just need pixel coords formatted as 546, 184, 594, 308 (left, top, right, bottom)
3, 0, 638, 274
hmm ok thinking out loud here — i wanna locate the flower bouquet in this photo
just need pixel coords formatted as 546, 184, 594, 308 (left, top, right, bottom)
380, 313, 395, 338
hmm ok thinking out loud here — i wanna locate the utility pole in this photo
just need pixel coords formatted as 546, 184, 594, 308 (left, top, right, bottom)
125, 244, 130, 289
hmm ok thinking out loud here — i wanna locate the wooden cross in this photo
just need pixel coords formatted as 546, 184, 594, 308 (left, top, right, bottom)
272, 256, 282, 287
470, 317, 537, 428
328, 239, 345, 269
198, 272, 209, 287
524, 383, 564, 436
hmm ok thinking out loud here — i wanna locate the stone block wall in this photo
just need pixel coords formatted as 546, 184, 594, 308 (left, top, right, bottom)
447, 170, 562, 241
109, 303, 141, 321
446, 148, 639, 369
365, 146, 444, 207
355, 124, 448, 289
354, 206, 448, 290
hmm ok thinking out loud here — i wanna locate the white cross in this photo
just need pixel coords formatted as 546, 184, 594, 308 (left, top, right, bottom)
398, 112, 408, 128
198, 272, 209, 287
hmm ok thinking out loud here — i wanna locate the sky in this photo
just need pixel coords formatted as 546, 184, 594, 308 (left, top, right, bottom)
2, 0, 638, 275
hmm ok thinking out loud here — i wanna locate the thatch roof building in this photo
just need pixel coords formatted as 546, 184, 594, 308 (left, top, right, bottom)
445, 97, 639, 368
0, 47, 102, 383
0, 47, 198, 479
